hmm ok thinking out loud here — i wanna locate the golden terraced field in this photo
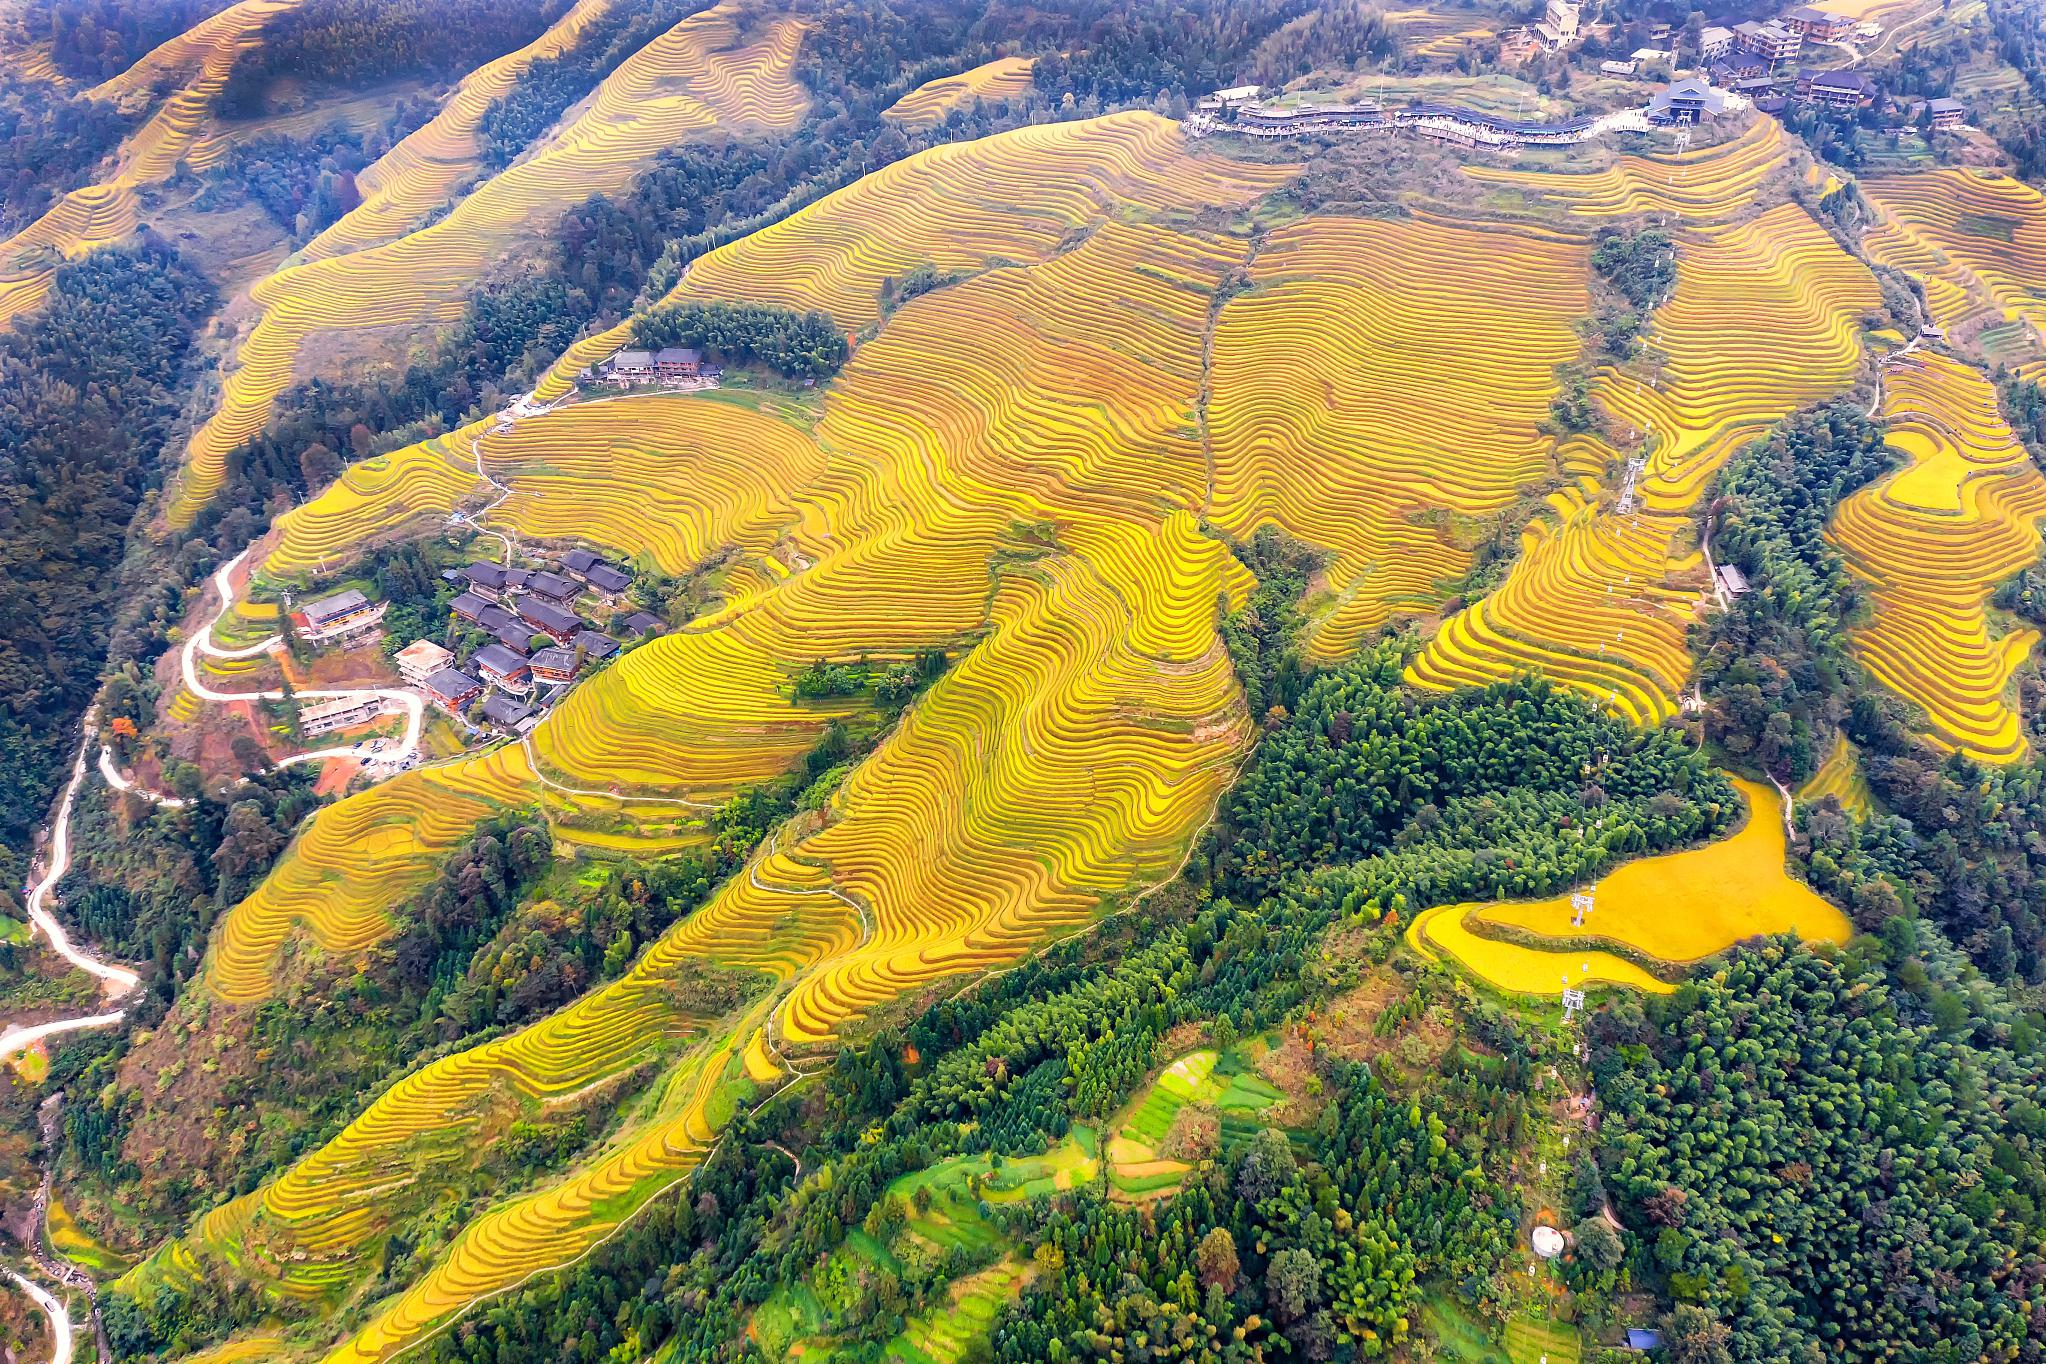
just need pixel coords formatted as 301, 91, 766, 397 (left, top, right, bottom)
883, 55, 1035, 124
1208, 213, 1588, 657
1801, 732, 1874, 818
0, 0, 296, 328
1864, 171, 2046, 370
166, 3, 811, 526
117, 71, 2026, 1360
1830, 351, 2046, 761
135, 114, 1287, 1362
295, 0, 619, 259
1411, 124, 1881, 723
268, 394, 824, 576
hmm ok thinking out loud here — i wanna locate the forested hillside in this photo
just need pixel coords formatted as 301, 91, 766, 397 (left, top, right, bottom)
0, 243, 214, 881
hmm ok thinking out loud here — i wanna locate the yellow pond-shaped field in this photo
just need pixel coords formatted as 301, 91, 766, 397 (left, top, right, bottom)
1410, 776, 1851, 994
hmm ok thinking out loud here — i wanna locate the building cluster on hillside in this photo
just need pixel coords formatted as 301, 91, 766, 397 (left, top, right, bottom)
581, 347, 723, 392
427, 548, 657, 733
284, 546, 663, 750
1188, 0, 1963, 147
1190, 86, 1607, 148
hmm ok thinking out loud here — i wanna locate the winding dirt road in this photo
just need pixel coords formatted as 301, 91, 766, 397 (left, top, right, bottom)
5, 1270, 71, 1364
182, 547, 425, 769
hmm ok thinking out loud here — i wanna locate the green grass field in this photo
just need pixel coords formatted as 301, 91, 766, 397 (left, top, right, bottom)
1424, 1292, 1584, 1364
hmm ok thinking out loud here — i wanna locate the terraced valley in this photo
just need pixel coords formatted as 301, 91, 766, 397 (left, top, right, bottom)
4, 3, 2046, 1364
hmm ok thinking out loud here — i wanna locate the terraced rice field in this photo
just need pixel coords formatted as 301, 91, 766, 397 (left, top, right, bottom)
1864, 171, 2046, 368
1828, 352, 2046, 761
1801, 733, 1874, 818
1467, 118, 1795, 221
1383, 7, 1498, 59
1103, 1048, 1283, 1194
204, 729, 746, 1002
0, 0, 295, 328
656, 112, 1282, 332
296, 0, 619, 259
267, 430, 489, 574
893, 1261, 1034, 1364
270, 395, 824, 577
883, 55, 1034, 125
140, 119, 1292, 1361
1412, 126, 1881, 722
167, 3, 811, 525
1411, 778, 1848, 993
1208, 214, 1588, 657
1608, 204, 1877, 512
1408, 482, 1701, 725
1407, 901, 1675, 995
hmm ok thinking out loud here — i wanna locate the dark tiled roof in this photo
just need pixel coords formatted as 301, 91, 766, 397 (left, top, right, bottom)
303, 589, 371, 625
473, 644, 530, 677
562, 548, 600, 574
480, 693, 533, 727
517, 599, 581, 635
425, 667, 481, 699
450, 591, 490, 621
461, 562, 507, 590
531, 646, 579, 673
621, 611, 664, 636
574, 630, 620, 659
585, 564, 631, 594
528, 571, 579, 601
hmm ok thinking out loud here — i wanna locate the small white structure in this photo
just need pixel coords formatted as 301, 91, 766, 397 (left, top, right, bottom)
1570, 890, 1595, 927
1531, 1225, 1567, 1258
1716, 563, 1752, 599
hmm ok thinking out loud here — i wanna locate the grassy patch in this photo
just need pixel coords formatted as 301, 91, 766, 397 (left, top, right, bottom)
1424, 1291, 1512, 1362
1957, 212, 2020, 241
1504, 1316, 1582, 1364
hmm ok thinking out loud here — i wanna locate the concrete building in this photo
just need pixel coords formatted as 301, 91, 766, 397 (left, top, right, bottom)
395, 639, 454, 687
300, 694, 384, 738
295, 589, 387, 645
1535, 0, 1581, 47
1700, 25, 1734, 60
1649, 76, 1727, 124
1734, 18, 1802, 62
1783, 5, 1856, 40
604, 349, 655, 383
